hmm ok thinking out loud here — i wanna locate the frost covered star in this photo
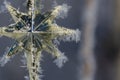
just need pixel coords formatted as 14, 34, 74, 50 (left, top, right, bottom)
0, 0, 80, 80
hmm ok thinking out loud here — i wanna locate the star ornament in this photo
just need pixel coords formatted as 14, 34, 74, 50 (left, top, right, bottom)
0, 0, 80, 80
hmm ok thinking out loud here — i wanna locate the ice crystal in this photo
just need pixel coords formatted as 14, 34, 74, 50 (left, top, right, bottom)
0, 0, 80, 80
54, 52, 68, 68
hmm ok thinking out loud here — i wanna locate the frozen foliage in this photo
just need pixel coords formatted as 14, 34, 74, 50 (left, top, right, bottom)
0, 0, 80, 80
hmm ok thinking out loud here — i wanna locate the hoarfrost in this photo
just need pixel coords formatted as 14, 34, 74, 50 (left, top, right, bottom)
53, 39, 60, 45
0, 5, 8, 14
54, 52, 68, 68
0, 0, 10, 14
56, 4, 71, 19
0, 47, 11, 67
59, 29, 81, 42
39, 75, 44, 80
3, 0, 11, 6
24, 75, 29, 80
52, 0, 58, 8
0, 56, 10, 67
20, 54, 27, 68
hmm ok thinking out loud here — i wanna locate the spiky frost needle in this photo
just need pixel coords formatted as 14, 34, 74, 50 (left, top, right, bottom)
0, 0, 80, 80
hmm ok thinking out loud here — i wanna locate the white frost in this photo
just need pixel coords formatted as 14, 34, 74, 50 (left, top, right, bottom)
0, 5, 8, 14
52, 0, 58, 8
56, 4, 71, 19
24, 75, 29, 80
0, 47, 11, 67
53, 52, 68, 68
0, 56, 10, 67
58, 29, 81, 42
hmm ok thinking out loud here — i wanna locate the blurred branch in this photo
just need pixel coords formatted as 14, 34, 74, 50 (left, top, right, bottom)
78, 0, 98, 80
114, 0, 120, 80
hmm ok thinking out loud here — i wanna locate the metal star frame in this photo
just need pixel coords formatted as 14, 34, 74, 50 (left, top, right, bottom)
0, 0, 80, 80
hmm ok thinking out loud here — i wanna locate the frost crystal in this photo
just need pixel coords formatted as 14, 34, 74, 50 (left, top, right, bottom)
0, 55, 10, 67
54, 52, 68, 68
54, 4, 71, 19
0, 47, 11, 67
0, 0, 80, 80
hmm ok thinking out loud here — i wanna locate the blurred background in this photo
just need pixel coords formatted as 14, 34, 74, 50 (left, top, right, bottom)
0, 0, 119, 80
